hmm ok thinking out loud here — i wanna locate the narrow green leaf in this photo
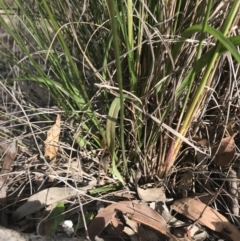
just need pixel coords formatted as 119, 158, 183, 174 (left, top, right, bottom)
89, 182, 122, 195
172, 25, 240, 64
48, 202, 65, 236
106, 0, 127, 173
106, 97, 121, 154
177, 35, 240, 96
106, 97, 125, 183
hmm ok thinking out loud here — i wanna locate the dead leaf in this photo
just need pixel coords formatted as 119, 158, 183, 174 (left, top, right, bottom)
172, 197, 240, 241
123, 226, 138, 241
192, 137, 208, 147
211, 133, 237, 167
44, 114, 61, 162
156, 202, 185, 227
137, 185, 166, 202
87, 201, 179, 240
12, 183, 95, 223
1, 140, 18, 177
173, 225, 207, 240
0, 140, 18, 226
134, 167, 166, 202
122, 215, 138, 233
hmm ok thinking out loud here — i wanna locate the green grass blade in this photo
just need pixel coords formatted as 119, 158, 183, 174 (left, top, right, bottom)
106, 97, 125, 183
170, 0, 240, 175
106, 97, 121, 155
106, 0, 127, 174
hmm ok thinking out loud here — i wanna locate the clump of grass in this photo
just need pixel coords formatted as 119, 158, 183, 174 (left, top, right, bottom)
0, 0, 240, 184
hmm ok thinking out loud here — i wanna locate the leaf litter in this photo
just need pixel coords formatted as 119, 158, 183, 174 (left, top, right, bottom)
12, 183, 96, 223
211, 133, 237, 167
172, 197, 240, 241
3, 124, 240, 241
0, 3, 240, 241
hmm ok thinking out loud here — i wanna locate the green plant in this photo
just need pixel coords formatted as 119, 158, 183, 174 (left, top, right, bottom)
0, 0, 240, 183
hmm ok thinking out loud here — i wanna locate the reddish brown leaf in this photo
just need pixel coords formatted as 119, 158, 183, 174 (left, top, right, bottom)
87, 201, 179, 240
211, 133, 237, 167
172, 197, 240, 241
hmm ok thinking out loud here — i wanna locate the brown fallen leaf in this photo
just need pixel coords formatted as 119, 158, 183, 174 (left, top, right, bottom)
12, 183, 95, 223
137, 185, 166, 202
211, 133, 237, 167
87, 201, 179, 241
172, 197, 240, 241
134, 166, 166, 202
44, 114, 61, 162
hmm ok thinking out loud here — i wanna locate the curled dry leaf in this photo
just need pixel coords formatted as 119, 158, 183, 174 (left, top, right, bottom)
87, 201, 179, 241
211, 133, 237, 167
44, 114, 61, 162
172, 197, 240, 241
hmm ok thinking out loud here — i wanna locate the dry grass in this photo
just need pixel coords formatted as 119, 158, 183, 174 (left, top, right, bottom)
0, 0, 240, 240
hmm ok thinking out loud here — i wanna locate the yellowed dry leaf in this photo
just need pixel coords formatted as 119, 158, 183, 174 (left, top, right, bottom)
211, 133, 237, 167
172, 197, 240, 241
44, 114, 61, 162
